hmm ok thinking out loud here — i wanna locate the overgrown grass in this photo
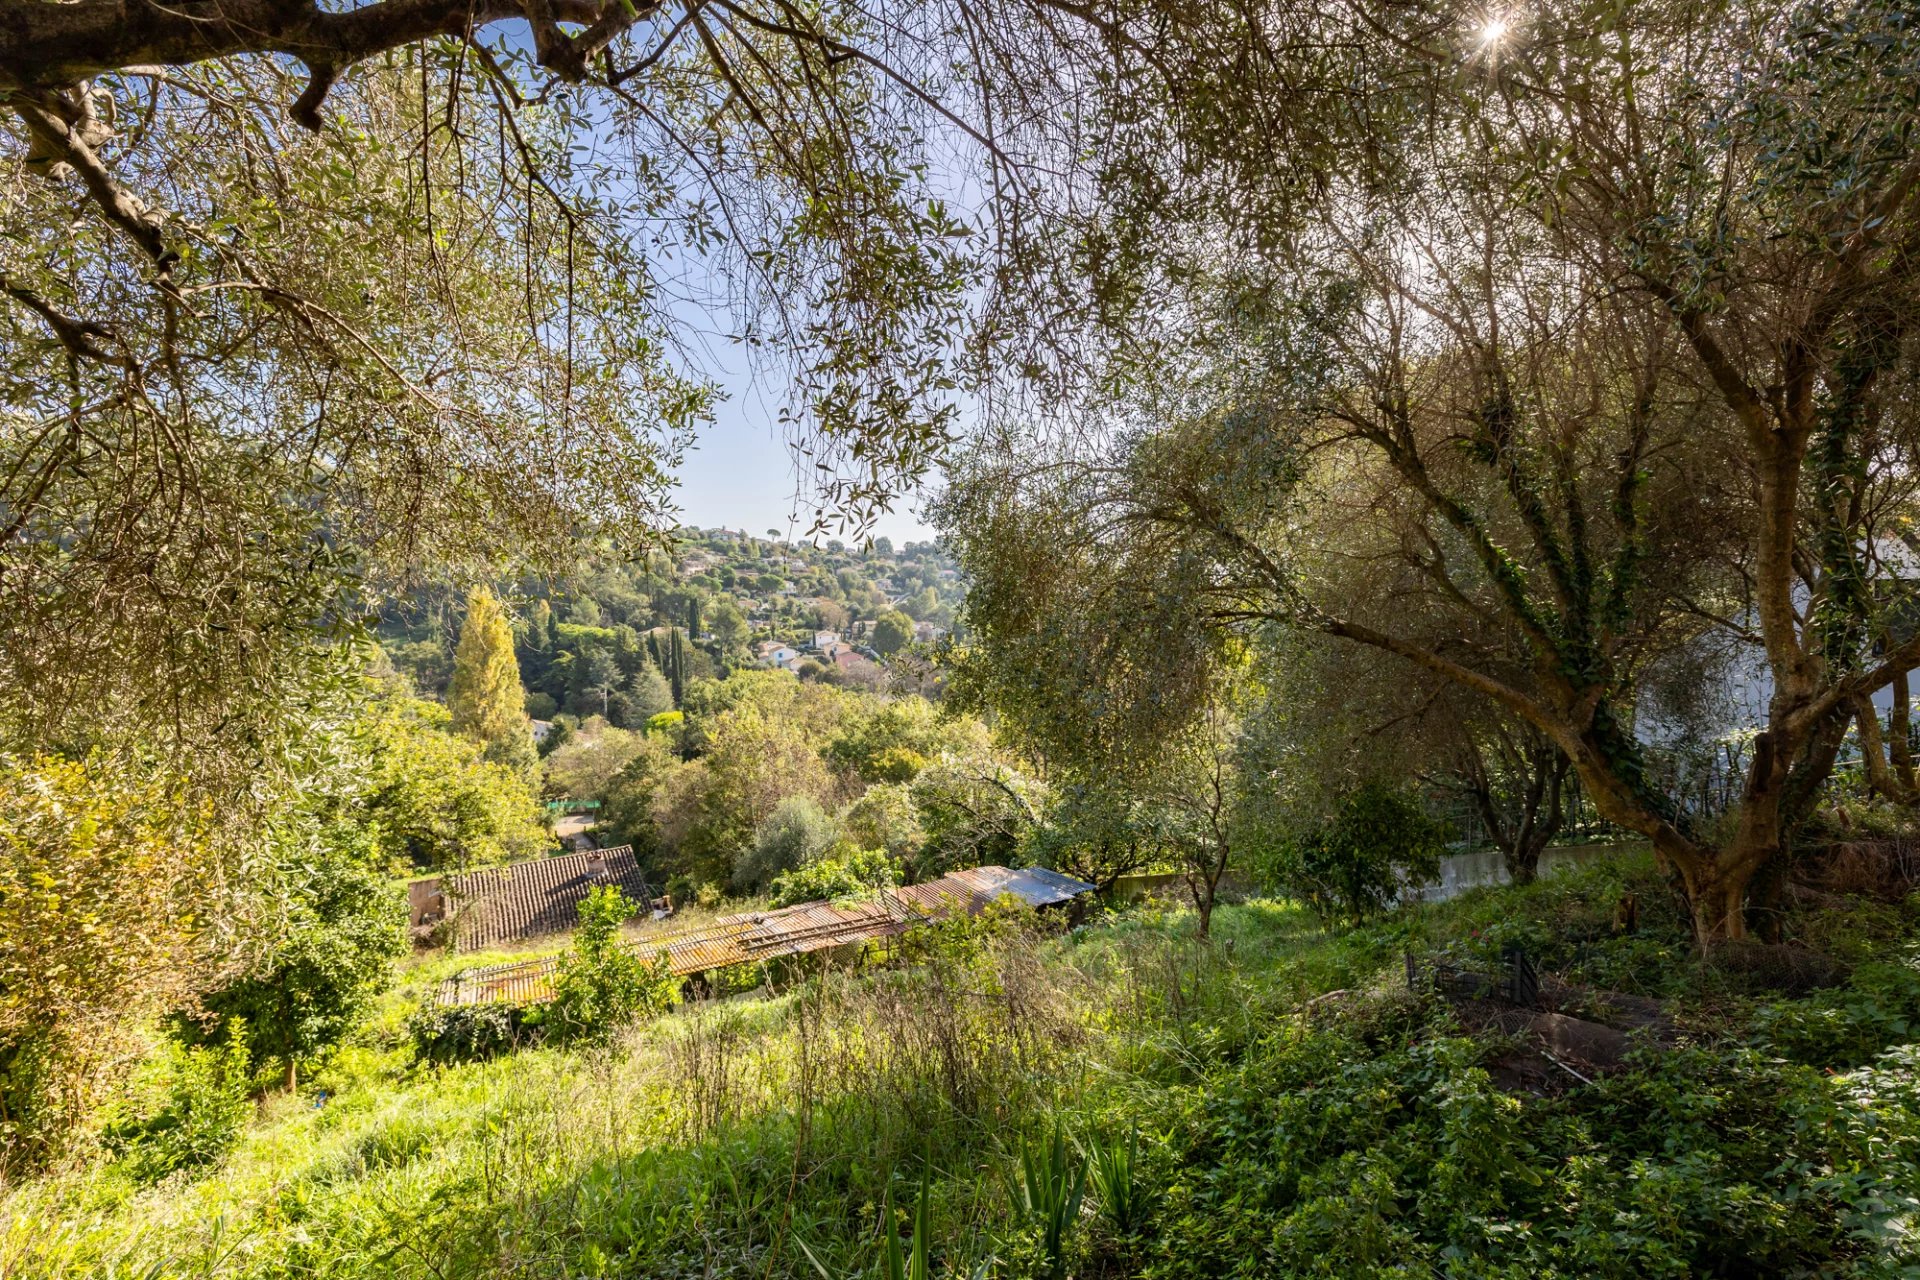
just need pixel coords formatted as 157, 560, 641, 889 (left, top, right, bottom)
6, 852, 1920, 1278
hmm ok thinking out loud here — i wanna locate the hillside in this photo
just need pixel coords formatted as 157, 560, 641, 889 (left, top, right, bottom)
379, 531, 965, 720
10, 854, 1920, 1279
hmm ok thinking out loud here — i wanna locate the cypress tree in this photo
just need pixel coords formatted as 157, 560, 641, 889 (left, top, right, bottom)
668, 628, 686, 707
448, 587, 536, 772
518, 599, 554, 690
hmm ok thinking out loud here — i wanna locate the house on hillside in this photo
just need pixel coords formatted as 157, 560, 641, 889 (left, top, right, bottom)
757, 643, 800, 667
408, 845, 653, 949
813, 629, 841, 650
833, 649, 878, 677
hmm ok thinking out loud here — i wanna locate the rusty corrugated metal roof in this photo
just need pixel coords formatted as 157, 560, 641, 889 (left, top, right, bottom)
635, 893, 915, 975
434, 865, 1095, 1007
893, 865, 1095, 914
437, 955, 562, 1007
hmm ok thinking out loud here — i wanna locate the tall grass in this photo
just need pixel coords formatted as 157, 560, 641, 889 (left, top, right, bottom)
0, 904, 1228, 1279
15, 853, 1901, 1279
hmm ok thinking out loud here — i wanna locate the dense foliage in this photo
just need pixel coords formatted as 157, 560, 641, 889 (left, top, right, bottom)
354, 696, 548, 872
0, 674, 537, 1171
100, 1029, 253, 1187
1275, 782, 1448, 924
189, 823, 407, 1089
382, 533, 963, 717
407, 1004, 539, 1068
0, 753, 211, 1170
768, 846, 902, 907
938, 0, 1920, 946
555, 667, 1034, 897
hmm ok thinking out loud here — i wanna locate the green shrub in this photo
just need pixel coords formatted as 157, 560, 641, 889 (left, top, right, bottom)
1278, 782, 1445, 923
408, 1002, 537, 1065
1751, 955, 1920, 1067
734, 796, 837, 893
768, 846, 900, 907
188, 821, 405, 1088
542, 886, 675, 1044
103, 1021, 252, 1184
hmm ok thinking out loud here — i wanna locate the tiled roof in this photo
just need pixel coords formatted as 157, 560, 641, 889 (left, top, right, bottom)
443, 846, 651, 948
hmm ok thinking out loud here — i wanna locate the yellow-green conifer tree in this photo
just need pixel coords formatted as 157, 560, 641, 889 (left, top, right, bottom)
447, 588, 535, 773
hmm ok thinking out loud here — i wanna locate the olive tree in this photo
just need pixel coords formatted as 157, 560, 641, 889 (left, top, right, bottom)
0, 1, 995, 789
947, 0, 1920, 947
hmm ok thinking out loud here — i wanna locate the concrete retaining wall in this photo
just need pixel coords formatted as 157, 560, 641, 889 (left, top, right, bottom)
1402, 844, 1628, 904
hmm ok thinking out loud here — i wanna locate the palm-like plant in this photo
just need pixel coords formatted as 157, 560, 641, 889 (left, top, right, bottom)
1082, 1126, 1146, 1235
877, 1175, 934, 1280
1005, 1122, 1087, 1278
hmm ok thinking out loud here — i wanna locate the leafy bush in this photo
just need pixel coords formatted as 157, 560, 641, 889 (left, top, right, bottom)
866, 746, 929, 784
1751, 955, 1920, 1067
542, 886, 674, 1044
104, 1022, 252, 1184
408, 1002, 538, 1065
768, 846, 900, 907
0, 751, 210, 1172
734, 796, 837, 892
1278, 782, 1445, 923
357, 696, 547, 870
189, 819, 404, 1088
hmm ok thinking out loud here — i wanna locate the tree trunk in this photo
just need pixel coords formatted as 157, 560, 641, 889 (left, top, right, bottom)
1507, 753, 1570, 886
1186, 867, 1217, 937
283, 1058, 298, 1093
1893, 671, 1917, 790
1682, 860, 1759, 948
1565, 736, 1777, 949
1457, 734, 1568, 887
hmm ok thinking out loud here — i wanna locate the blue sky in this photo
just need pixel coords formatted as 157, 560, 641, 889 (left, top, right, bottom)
668, 337, 942, 548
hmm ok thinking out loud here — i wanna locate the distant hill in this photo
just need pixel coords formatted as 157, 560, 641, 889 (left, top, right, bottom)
377, 528, 964, 722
